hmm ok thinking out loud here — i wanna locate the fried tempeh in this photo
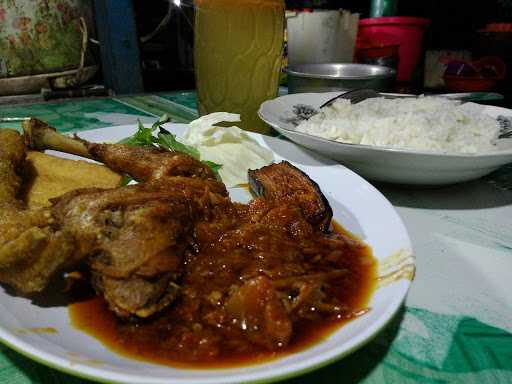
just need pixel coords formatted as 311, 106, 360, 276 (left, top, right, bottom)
23, 151, 123, 209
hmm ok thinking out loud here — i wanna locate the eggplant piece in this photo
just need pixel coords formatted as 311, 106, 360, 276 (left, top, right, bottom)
248, 161, 333, 232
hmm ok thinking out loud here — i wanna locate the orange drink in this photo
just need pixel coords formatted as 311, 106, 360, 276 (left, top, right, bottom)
194, 0, 285, 134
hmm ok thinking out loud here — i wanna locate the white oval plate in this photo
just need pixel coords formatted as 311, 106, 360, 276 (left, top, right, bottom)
258, 92, 512, 185
0, 124, 414, 384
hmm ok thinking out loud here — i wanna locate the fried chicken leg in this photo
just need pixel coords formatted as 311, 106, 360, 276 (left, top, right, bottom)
22, 118, 216, 182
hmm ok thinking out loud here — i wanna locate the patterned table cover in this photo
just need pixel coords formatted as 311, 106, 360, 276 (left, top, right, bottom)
0, 91, 510, 384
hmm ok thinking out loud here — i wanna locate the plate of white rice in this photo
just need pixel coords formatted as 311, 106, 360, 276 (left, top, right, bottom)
258, 92, 512, 185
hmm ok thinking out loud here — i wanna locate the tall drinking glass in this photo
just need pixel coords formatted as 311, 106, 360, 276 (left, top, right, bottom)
194, 0, 285, 134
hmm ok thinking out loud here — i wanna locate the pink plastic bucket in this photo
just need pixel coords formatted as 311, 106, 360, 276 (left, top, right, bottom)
358, 17, 430, 82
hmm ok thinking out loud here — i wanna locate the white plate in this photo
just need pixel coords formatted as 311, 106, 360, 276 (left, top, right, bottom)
258, 92, 512, 185
0, 124, 414, 384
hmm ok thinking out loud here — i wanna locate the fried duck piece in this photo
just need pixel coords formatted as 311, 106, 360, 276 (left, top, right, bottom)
31, 122, 229, 318
51, 177, 228, 317
1, 122, 229, 318
0, 129, 75, 293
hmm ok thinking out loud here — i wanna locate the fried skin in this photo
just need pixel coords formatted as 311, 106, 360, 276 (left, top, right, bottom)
0, 130, 74, 293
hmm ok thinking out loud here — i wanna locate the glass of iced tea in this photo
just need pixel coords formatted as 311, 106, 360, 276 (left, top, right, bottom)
194, 0, 285, 134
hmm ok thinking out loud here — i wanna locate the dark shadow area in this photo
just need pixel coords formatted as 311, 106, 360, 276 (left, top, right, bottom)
29, 273, 95, 309
373, 165, 512, 210
18, 159, 37, 204
0, 266, 95, 309
134, 0, 196, 92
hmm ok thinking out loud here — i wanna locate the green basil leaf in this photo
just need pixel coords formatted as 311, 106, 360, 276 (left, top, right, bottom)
119, 115, 223, 177
118, 119, 155, 146
157, 129, 201, 160
152, 114, 171, 131
204, 161, 223, 173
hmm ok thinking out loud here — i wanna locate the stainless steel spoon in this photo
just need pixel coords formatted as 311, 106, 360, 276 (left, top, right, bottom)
319, 89, 504, 109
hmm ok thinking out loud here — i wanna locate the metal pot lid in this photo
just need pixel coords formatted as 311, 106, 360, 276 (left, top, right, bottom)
284, 63, 396, 80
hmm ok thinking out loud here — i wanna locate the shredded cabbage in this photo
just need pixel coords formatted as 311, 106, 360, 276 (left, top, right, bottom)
183, 113, 274, 187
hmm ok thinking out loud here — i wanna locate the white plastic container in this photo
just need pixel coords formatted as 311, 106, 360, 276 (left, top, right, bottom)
286, 9, 359, 65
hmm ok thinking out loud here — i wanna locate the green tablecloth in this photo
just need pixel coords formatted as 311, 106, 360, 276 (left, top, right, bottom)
0, 92, 511, 384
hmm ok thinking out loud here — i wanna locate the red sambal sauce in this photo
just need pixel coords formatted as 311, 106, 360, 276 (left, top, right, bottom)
69, 206, 377, 368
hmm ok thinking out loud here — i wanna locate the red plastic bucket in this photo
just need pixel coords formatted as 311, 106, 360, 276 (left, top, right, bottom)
358, 17, 430, 82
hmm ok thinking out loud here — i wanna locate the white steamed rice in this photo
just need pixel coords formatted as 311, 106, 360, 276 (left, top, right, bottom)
294, 97, 500, 154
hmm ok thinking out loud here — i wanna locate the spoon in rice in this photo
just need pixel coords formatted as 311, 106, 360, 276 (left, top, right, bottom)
318, 88, 503, 108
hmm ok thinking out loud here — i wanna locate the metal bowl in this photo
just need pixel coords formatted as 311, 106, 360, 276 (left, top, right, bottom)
284, 63, 396, 94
